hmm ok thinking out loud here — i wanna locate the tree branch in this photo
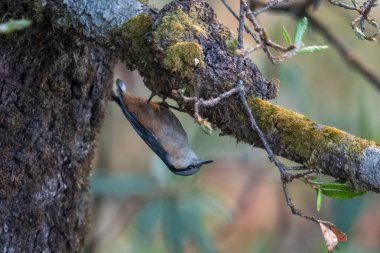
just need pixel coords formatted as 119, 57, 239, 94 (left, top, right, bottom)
46, 0, 151, 41
23, 0, 380, 192
2, 1, 380, 250
250, 0, 380, 90
41, 0, 380, 191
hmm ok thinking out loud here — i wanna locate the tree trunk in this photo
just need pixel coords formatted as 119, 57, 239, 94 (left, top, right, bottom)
0, 4, 113, 252
1, 0, 380, 250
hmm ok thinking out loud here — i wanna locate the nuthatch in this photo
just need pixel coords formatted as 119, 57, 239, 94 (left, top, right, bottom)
112, 79, 213, 176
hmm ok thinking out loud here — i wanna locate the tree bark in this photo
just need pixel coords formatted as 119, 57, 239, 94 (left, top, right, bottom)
0, 0, 118, 251
1, 0, 380, 251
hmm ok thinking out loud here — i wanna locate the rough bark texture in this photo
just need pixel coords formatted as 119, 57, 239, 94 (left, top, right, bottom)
1, 0, 380, 251
0, 1, 113, 252
114, 0, 380, 192
50, 0, 150, 40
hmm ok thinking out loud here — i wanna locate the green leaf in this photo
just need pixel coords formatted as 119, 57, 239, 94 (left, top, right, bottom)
133, 198, 164, 245
354, 27, 366, 40
368, 18, 380, 29
294, 17, 308, 45
351, 0, 359, 8
320, 182, 367, 199
282, 26, 292, 46
309, 180, 367, 199
298, 45, 329, 54
309, 179, 328, 185
162, 197, 186, 253
317, 188, 322, 212
90, 174, 156, 196
225, 38, 239, 55
179, 197, 216, 253
0, 19, 31, 34
200, 124, 214, 135
196, 192, 229, 218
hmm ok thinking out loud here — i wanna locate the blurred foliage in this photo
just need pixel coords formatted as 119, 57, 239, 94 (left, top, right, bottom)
90, 0, 380, 252
91, 165, 226, 253
0, 19, 31, 33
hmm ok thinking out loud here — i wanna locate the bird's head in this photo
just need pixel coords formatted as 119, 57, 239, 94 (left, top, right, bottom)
170, 159, 213, 176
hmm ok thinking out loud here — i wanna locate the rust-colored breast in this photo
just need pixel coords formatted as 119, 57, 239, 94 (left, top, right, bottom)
121, 92, 189, 159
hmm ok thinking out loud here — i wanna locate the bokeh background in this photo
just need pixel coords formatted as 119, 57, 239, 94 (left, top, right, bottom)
84, 1, 380, 252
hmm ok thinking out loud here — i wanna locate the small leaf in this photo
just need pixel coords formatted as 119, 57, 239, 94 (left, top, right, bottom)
0, 19, 31, 34
351, 0, 359, 8
309, 179, 327, 185
320, 223, 339, 252
90, 175, 156, 196
298, 45, 329, 54
162, 198, 186, 252
179, 198, 216, 253
225, 38, 239, 55
367, 18, 379, 29
282, 26, 292, 46
320, 222, 347, 252
317, 188, 322, 212
294, 17, 308, 45
196, 116, 214, 135
133, 198, 163, 246
328, 223, 348, 243
354, 27, 366, 40
320, 182, 367, 199
366, 33, 378, 42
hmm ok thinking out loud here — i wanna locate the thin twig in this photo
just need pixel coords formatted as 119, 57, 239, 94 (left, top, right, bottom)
328, 0, 379, 41
309, 15, 380, 89
221, 0, 299, 63
285, 166, 308, 171
351, 0, 379, 41
220, 0, 260, 43
237, 0, 319, 224
250, 0, 380, 90
237, 80, 319, 223
237, 0, 246, 66
242, 0, 299, 63
328, 0, 357, 10
171, 86, 243, 120
253, 0, 289, 16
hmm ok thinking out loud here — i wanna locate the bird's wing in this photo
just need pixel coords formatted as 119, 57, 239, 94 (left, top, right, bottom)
113, 94, 172, 166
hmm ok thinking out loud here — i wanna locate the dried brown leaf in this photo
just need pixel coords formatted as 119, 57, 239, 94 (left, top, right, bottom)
320, 222, 338, 252
328, 223, 348, 243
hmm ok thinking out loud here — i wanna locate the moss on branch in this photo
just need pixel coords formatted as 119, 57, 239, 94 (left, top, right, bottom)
109, 0, 380, 191
109, 14, 154, 73
249, 98, 374, 164
163, 42, 205, 78
244, 98, 380, 190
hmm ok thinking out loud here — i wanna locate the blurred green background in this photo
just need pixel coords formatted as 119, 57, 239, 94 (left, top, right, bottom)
85, 1, 380, 252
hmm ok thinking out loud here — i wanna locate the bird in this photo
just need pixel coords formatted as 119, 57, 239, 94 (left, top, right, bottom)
112, 79, 213, 176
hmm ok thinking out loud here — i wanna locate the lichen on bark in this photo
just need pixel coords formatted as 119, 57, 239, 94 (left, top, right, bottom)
110, 0, 278, 100
148, 0, 278, 100
163, 42, 205, 78
0, 0, 114, 251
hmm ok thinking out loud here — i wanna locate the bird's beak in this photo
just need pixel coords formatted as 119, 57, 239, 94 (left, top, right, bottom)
197, 160, 213, 165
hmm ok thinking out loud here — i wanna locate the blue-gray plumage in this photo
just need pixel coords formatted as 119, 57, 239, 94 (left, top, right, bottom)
113, 79, 213, 176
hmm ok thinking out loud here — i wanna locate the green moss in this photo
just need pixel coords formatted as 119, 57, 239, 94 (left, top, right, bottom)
163, 42, 204, 78
138, 0, 149, 5
109, 14, 154, 72
32, 1, 45, 22
225, 38, 238, 55
153, 7, 206, 44
247, 98, 373, 164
